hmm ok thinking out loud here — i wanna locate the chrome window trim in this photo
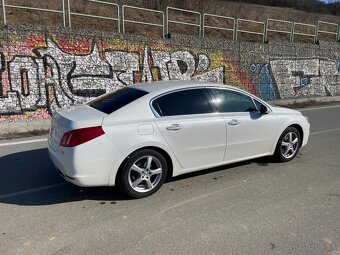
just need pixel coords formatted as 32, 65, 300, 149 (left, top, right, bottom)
149, 86, 272, 118
149, 87, 216, 118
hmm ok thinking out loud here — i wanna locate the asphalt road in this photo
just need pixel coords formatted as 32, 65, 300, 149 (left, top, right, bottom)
0, 105, 339, 255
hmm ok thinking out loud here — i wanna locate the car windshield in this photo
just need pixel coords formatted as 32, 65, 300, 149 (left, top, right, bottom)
88, 87, 148, 114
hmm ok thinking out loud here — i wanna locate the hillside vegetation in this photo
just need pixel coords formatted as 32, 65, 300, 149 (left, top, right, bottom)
222, 0, 340, 16
0, 0, 339, 43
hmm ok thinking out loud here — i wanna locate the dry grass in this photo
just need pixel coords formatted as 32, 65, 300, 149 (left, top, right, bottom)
0, 0, 339, 43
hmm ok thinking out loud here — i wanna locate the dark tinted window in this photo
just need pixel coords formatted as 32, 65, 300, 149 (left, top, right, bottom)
89, 87, 148, 114
152, 89, 213, 117
209, 89, 256, 112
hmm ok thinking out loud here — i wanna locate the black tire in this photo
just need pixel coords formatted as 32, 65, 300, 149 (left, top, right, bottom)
118, 149, 168, 198
274, 126, 301, 162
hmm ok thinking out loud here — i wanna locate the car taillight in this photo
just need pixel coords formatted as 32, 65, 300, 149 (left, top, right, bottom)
60, 126, 105, 147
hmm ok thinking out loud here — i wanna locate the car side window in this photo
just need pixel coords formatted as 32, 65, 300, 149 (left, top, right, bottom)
254, 99, 265, 111
209, 89, 257, 113
152, 89, 214, 117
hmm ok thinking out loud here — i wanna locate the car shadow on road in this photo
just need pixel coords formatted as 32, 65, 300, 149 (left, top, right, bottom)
0, 148, 131, 206
168, 155, 278, 183
0, 148, 282, 206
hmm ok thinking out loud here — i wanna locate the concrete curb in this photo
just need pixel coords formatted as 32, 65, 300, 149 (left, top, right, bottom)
0, 119, 51, 136
1, 96, 340, 138
268, 96, 340, 106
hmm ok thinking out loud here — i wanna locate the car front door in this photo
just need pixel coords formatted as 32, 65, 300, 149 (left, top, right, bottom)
208, 88, 279, 162
152, 88, 227, 169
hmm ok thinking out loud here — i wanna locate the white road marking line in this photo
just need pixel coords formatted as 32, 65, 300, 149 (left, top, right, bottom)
310, 128, 340, 136
0, 183, 66, 200
160, 182, 248, 214
0, 138, 48, 147
299, 104, 340, 111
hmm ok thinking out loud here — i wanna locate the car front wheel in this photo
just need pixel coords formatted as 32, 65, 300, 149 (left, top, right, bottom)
274, 127, 301, 162
119, 149, 168, 198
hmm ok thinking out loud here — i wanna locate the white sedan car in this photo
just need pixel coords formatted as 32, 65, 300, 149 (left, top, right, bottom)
48, 81, 310, 198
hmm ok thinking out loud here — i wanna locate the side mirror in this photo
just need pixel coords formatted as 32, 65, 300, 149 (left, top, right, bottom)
260, 105, 269, 114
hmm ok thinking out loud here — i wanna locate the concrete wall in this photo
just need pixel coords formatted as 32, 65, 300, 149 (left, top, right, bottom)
0, 25, 339, 124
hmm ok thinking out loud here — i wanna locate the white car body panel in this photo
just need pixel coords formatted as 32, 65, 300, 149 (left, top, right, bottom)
54, 105, 106, 130
155, 113, 226, 169
270, 109, 310, 150
49, 108, 122, 186
49, 134, 122, 186
102, 121, 182, 186
222, 112, 279, 162
48, 80, 310, 189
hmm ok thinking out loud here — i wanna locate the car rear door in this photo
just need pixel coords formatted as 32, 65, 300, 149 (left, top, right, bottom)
208, 88, 279, 162
153, 88, 227, 169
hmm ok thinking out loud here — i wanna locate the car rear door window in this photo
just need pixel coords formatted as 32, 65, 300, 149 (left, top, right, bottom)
209, 89, 257, 113
152, 89, 214, 117
89, 87, 148, 114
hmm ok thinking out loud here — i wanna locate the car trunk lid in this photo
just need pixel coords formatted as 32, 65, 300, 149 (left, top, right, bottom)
49, 105, 107, 151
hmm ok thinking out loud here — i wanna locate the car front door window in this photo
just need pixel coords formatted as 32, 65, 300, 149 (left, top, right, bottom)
209, 89, 257, 113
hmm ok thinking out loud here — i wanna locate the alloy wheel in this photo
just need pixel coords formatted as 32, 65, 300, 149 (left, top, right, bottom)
280, 132, 299, 159
128, 155, 163, 193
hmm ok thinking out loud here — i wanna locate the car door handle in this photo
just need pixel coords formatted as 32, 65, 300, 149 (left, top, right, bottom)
228, 119, 241, 126
166, 124, 184, 131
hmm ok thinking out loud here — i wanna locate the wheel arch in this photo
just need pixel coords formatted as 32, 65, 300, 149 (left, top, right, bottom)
272, 122, 304, 155
288, 124, 304, 147
273, 123, 303, 162
115, 146, 174, 186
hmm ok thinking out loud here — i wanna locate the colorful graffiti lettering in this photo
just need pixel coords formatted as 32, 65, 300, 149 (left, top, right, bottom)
0, 28, 339, 123
0, 35, 257, 121
269, 59, 340, 99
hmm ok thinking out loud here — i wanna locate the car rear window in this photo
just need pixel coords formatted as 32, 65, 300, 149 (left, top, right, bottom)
89, 87, 148, 114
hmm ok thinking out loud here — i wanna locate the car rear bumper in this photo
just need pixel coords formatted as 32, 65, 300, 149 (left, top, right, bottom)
48, 134, 123, 187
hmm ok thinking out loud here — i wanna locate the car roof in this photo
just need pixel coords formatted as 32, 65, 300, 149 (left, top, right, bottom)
129, 80, 236, 94
128, 80, 271, 109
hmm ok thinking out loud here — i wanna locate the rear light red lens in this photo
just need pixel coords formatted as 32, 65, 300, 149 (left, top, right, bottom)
60, 126, 105, 147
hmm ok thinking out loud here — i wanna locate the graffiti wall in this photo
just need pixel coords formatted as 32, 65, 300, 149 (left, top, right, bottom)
0, 26, 339, 122
259, 58, 340, 100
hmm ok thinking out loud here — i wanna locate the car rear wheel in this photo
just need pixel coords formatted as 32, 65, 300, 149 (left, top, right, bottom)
274, 127, 301, 162
119, 149, 168, 198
